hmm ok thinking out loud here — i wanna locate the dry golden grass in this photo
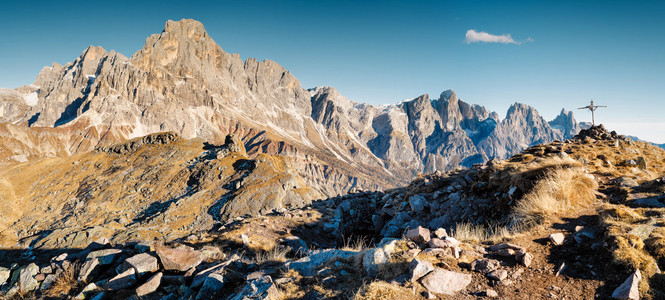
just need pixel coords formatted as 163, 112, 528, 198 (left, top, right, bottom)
43, 262, 81, 298
254, 245, 291, 264
646, 227, 665, 260
341, 235, 371, 252
449, 222, 513, 243
513, 167, 598, 227
353, 281, 419, 300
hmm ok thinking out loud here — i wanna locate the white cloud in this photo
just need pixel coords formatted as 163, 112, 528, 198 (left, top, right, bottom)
465, 29, 531, 45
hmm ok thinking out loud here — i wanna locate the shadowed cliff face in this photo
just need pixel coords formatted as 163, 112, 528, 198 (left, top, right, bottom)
0, 19, 582, 198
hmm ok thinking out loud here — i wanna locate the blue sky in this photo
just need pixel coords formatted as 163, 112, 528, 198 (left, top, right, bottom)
1, 0, 664, 142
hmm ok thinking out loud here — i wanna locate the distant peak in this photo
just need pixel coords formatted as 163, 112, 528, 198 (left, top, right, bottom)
163, 19, 208, 36
439, 89, 457, 103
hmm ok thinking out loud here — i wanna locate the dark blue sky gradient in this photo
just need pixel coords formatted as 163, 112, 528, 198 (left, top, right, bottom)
1, 0, 663, 141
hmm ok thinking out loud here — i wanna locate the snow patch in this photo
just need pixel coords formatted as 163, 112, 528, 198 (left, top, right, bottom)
23, 91, 39, 106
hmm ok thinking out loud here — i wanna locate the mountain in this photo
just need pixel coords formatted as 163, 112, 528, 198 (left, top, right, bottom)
0, 18, 583, 198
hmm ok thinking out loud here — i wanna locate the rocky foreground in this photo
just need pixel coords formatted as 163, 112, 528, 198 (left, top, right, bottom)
1, 125, 664, 299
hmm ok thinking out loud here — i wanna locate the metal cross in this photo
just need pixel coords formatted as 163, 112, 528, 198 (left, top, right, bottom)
578, 100, 607, 126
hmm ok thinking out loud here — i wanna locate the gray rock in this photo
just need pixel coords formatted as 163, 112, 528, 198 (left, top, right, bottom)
229, 275, 278, 300
192, 258, 236, 288
17, 263, 40, 293
419, 268, 471, 295
549, 233, 565, 245
0, 266, 10, 286
470, 259, 501, 274
287, 249, 359, 276
408, 258, 434, 282
86, 249, 122, 265
516, 252, 534, 267
487, 269, 508, 281
78, 258, 100, 282
282, 236, 309, 256
406, 226, 430, 244
612, 269, 641, 300
486, 289, 499, 297
116, 253, 159, 277
195, 273, 225, 300
136, 272, 162, 297
433, 228, 448, 239
409, 194, 427, 213
74, 282, 98, 300
156, 243, 203, 272
40, 274, 57, 291
105, 268, 137, 291
363, 248, 389, 278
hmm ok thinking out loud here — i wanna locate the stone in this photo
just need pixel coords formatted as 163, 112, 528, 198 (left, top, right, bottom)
549, 233, 565, 245
74, 282, 98, 300
229, 275, 278, 300
287, 249, 359, 276
116, 253, 159, 277
155, 243, 203, 272
409, 194, 427, 213
363, 247, 390, 277
200, 245, 225, 262
35, 273, 46, 281
192, 259, 236, 288
282, 236, 309, 256
136, 272, 162, 297
635, 157, 647, 170
516, 252, 534, 267
196, 273, 225, 299
408, 258, 434, 282
86, 249, 123, 265
487, 243, 525, 253
419, 268, 472, 295
79, 258, 100, 282
41, 265, 53, 274
487, 269, 508, 281
85, 237, 110, 251
17, 263, 40, 293
135, 242, 152, 253
486, 289, 499, 297
0, 266, 10, 286
496, 248, 515, 256
470, 259, 501, 274
40, 274, 57, 291
433, 228, 448, 239
612, 269, 641, 300
105, 268, 137, 291
406, 226, 430, 244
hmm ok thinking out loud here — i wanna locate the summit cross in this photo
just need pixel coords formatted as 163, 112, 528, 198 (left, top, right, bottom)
578, 100, 607, 126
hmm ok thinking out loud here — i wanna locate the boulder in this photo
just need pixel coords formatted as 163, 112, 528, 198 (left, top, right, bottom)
17, 263, 40, 293
611, 269, 641, 300
487, 269, 508, 281
86, 249, 123, 265
470, 258, 500, 274
229, 275, 278, 300
433, 228, 448, 239
155, 243, 203, 272
105, 268, 137, 291
287, 249, 359, 276
116, 253, 159, 277
549, 233, 565, 245
516, 252, 534, 267
136, 272, 162, 297
282, 236, 309, 256
74, 282, 98, 300
192, 258, 236, 288
419, 268, 471, 295
406, 226, 431, 244
408, 258, 434, 282
40, 274, 57, 291
195, 273, 225, 300
409, 194, 427, 213
363, 248, 389, 277
0, 266, 10, 286
78, 258, 100, 282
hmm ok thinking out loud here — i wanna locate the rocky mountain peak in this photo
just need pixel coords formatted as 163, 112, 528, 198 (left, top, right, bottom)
549, 108, 581, 139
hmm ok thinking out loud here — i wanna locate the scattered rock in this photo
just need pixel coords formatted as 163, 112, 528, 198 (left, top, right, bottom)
229, 275, 279, 300
196, 273, 225, 300
116, 253, 159, 277
486, 289, 499, 297
409, 194, 427, 213
86, 249, 123, 266
136, 272, 163, 297
470, 259, 501, 274
78, 258, 100, 282
433, 228, 448, 239
406, 226, 431, 244
612, 269, 641, 300
487, 269, 508, 281
549, 233, 565, 245
516, 252, 534, 267
17, 263, 40, 293
0, 266, 10, 286
420, 268, 472, 295
105, 268, 137, 291
282, 236, 309, 256
408, 258, 434, 282
74, 282, 99, 300
156, 243, 203, 272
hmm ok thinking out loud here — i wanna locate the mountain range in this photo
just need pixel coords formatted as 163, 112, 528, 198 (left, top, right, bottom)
0, 19, 587, 198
